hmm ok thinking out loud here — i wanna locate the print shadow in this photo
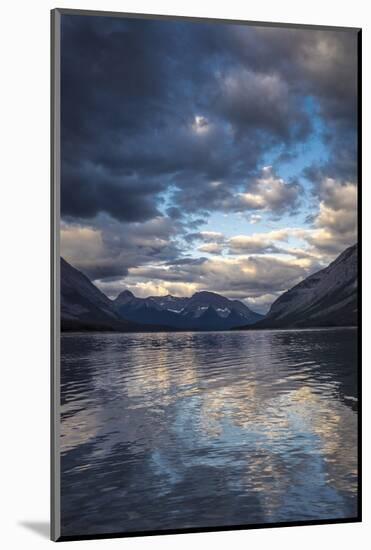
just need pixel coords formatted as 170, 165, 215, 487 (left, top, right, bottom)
19, 521, 49, 539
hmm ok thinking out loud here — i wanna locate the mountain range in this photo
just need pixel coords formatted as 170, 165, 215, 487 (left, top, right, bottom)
61, 258, 167, 332
113, 289, 263, 330
242, 243, 358, 329
60, 258, 262, 331
61, 243, 358, 332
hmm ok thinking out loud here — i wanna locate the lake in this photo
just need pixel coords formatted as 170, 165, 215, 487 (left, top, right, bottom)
60, 329, 358, 536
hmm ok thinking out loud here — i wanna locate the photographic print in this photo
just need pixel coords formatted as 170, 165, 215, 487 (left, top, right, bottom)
51, 9, 361, 541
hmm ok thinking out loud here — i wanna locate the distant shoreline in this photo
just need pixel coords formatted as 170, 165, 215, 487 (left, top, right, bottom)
61, 325, 358, 336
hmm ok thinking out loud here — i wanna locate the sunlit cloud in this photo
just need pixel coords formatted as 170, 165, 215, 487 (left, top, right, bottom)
237, 166, 302, 214
192, 115, 209, 134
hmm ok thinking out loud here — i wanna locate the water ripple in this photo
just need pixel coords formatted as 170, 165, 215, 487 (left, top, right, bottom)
60, 328, 358, 536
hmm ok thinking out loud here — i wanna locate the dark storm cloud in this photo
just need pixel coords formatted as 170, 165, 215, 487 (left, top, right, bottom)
217, 26, 358, 187
61, 214, 183, 281
61, 162, 163, 221
225, 26, 358, 125
81, 261, 129, 281
61, 14, 358, 280
60, 16, 311, 221
214, 68, 311, 141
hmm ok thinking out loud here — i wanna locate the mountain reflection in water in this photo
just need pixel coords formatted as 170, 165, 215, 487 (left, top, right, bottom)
60, 328, 358, 536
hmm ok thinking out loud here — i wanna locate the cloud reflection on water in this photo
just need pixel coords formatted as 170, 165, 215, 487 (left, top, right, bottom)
60, 329, 357, 535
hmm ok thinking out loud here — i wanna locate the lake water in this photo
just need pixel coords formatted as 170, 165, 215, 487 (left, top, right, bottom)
60, 329, 358, 536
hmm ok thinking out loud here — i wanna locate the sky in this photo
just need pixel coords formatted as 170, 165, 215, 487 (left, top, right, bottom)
60, 14, 358, 313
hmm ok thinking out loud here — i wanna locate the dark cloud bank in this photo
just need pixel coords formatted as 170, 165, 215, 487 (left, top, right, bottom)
60, 14, 358, 303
